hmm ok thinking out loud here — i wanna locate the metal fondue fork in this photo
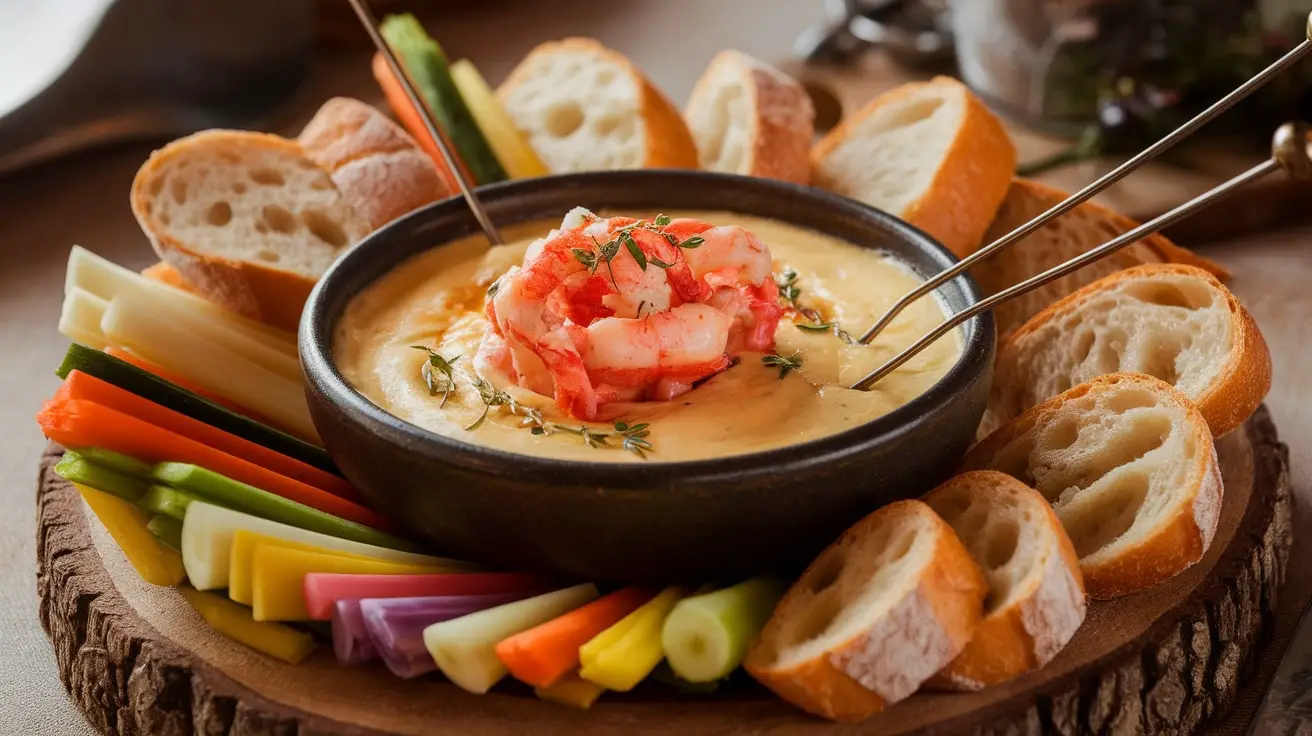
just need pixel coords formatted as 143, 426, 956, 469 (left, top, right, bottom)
849, 12, 1312, 391
344, 0, 505, 246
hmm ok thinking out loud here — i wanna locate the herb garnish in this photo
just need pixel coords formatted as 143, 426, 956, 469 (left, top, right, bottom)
774, 268, 855, 344
567, 215, 700, 288
467, 376, 546, 432
762, 352, 803, 379
550, 421, 653, 459
410, 346, 460, 407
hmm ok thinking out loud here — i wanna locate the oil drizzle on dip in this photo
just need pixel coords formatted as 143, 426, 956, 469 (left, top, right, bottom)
333, 212, 961, 463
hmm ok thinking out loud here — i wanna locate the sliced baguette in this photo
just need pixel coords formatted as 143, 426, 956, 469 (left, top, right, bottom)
982, 264, 1271, 438
960, 373, 1222, 599
745, 500, 986, 722
298, 96, 451, 230
130, 131, 370, 332
683, 50, 814, 184
810, 77, 1016, 258
498, 38, 699, 172
922, 471, 1086, 691
972, 179, 1231, 337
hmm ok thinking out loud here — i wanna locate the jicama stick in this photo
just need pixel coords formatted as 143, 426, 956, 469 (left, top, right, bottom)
422, 584, 598, 694
59, 287, 109, 349
55, 451, 149, 502
178, 587, 317, 664
361, 592, 539, 678
304, 572, 550, 621
104, 347, 255, 415
579, 586, 690, 692
661, 577, 786, 682
37, 398, 385, 529
332, 599, 378, 665
76, 484, 185, 586
180, 502, 446, 590
534, 671, 606, 709
101, 296, 316, 440
496, 586, 655, 688
62, 370, 357, 500
250, 545, 455, 621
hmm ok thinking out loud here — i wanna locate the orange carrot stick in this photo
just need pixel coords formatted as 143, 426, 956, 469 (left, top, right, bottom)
371, 51, 467, 192
60, 370, 360, 502
495, 587, 656, 688
37, 398, 391, 531
104, 346, 253, 415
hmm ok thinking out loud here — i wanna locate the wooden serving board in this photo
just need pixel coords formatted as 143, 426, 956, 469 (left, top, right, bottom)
36, 409, 1296, 736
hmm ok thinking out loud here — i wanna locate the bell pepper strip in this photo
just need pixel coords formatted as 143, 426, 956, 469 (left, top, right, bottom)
75, 483, 185, 586
178, 587, 317, 664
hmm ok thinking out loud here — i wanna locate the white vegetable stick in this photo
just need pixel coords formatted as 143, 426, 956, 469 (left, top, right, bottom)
101, 296, 317, 440
181, 501, 469, 591
422, 584, 600, 694
59, 287, 109, 349
66, 246, 297, 354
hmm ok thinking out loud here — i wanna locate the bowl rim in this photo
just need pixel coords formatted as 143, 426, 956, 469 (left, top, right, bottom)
300, 170, 995, 487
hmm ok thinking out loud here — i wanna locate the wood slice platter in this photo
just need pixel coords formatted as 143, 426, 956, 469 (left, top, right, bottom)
36, 408, 1296, 736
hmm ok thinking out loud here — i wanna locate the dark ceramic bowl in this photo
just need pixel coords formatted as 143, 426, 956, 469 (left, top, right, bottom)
301, 171, 995, 583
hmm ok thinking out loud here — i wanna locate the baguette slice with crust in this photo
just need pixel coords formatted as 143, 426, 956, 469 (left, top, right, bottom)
683, 50, 814, 184
298, 96, 451, 230
498, 38, 699, 172
810, 77, 1016, 258
961, 373, 1222, 599
982, 264, 1271, 438
745, 500, 987, 722
130, 131, 370, 332
972, 179, 1231, 337
922, 471, 1086, 691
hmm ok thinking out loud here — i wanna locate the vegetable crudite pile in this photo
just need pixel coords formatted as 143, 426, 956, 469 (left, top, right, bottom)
32, 12, 1297, 734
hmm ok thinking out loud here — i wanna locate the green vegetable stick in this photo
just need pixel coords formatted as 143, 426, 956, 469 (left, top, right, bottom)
139, 485, 199, 521
661, 577, 787, 683
67, 446, 154, 478
54, 451, 149, 502
147, 514, 184, 551
380, 13, 509, 185
152, 462, 418, 551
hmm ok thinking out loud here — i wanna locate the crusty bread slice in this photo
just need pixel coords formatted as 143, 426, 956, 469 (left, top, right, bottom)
130, 130, 370, 332
810, 77, 1016, 258
498, 38, 699, 172
298, 97, 451, 230
922, 471, 1086, 691
960, 373, 1222, 599
982, 264, 1271, 438
745, 500, 986, 722
683, 50, 814, 184
972, 179, 1231, 337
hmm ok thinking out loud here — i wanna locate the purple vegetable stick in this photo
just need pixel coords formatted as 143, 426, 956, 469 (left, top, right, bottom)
362, 592, 533, 678
332, 599, 378, 665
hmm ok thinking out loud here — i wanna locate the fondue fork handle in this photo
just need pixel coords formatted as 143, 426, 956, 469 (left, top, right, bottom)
850, 121, 1312, 392
854, 14, 1312, 348
344, 0, 504, 245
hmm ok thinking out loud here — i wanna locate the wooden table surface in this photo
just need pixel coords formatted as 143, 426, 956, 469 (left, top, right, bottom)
1, 1, 1308, 733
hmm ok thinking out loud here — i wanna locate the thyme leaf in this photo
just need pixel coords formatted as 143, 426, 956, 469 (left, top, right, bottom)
571, 247, 599, 273
621, 232, 647, 271
677, 235, 704, 249
774, 268, 855, 344
410, 346, 460, 406
652, 213, 672, 227
762, 351, 803, 379
649, 256, 675, 269
466, 376, 545, 431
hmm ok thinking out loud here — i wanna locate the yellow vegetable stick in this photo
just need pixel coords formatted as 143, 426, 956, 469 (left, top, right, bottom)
76, 484, 185, 586
534, 670, 606, 709
178, 586, 317, 664
250, 544, 455, 621
450, 59, 550, 179
228, 530, 381, 606
579, 586, 689, 692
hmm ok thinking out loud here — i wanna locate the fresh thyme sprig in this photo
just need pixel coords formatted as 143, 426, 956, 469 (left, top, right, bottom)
568, 215, 702, 288
467, 376, 546, 432
762, 351, 803, 379
410, 346, 460, 407
774, 267, 855, 344
614, 421, 653, 459
549, 420, 653, 459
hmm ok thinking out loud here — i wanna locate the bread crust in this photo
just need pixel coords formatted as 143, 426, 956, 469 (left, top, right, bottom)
992, 263, 1271, 438
745, 500, 986, 722
961, 373, 1223, 599
811, 77, 1015, 258
923, 471, 1086, 691
298, 97, 451, 230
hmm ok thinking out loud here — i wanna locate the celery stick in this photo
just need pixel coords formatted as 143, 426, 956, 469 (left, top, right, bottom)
68, 447, 153, 478
147, 514, 184, 550
55, 452, 148, 502
661, 577, 786, 683
579, 586, 689, 692
154, 462, 414, 551
422, 584, 598, 694
139, 485, 198, 521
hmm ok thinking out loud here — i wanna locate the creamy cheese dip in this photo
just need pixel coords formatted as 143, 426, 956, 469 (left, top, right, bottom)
334, 212, 962, 463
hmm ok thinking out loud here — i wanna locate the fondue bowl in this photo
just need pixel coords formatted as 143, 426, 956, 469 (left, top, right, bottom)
300, 171, 995, 583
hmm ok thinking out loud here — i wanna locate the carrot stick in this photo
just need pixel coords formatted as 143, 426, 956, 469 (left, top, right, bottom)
60, 370, 359, 502
37, 398, 392, 531
104, 346, 253, 415
371, 51, 467, 191
495, 586, 656, 688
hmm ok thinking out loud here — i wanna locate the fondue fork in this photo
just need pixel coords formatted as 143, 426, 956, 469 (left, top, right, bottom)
345, 0, 505, 246
849, 11, 1312, 391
